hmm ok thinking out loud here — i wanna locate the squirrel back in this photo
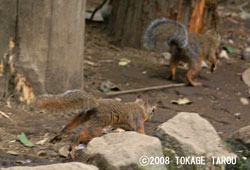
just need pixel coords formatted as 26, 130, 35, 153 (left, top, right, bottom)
144, 18, 188, 51
36, 90, 99, 111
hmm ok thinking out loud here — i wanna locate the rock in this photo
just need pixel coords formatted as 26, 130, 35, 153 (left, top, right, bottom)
230, 125, 250, 146
154, 112, 236, 169
242, 47, 250, 61
84, 131, 166, 170
59, 146, 70, 158
2, 162, 98, 170
240, 97, 249, 105
219, 50, 229, 59
201, 61, 208, 68
242, 68, 250, 87
162, 52, 172, 60
76, 144, 86, 151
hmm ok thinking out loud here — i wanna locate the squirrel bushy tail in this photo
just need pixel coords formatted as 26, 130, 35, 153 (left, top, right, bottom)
36, 90, 99, 111
144, 18, 188, 49
50, 108, 97, 143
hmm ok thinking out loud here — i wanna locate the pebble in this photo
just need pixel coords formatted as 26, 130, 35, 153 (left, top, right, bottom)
59, 146, 70, 158
240, 97, 249, 105
219, 50, 229, 59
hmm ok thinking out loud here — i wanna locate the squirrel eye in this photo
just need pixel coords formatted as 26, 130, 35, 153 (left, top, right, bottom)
152, 108, 155, 113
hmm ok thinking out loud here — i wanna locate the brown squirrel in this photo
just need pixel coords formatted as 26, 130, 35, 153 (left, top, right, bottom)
144, 18, 220, 86
36, 90, 155, 159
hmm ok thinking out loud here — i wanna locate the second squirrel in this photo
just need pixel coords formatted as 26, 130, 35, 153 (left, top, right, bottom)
144, 18, 220, 86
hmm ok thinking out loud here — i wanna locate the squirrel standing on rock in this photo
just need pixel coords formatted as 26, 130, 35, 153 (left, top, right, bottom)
144, 18, 220, 86
36, 90, 155, 159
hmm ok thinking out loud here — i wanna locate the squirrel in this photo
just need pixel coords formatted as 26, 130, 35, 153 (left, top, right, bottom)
144, 18, 220, 86
36, 90, 155, 159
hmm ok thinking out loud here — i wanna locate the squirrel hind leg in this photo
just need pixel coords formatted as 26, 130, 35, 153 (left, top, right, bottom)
169, 58, 179, 81
70, 123, 106, 159
186, 63, 202, 87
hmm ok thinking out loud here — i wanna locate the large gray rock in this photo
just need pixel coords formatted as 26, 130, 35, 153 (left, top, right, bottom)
2, 162, 98, 170
230, 125, 250, 146
84, 131, 166, 170
154, 112, 236, 170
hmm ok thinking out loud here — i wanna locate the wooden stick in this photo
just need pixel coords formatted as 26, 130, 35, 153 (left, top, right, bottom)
106, 83, 186, 96
0, 111, 11, 120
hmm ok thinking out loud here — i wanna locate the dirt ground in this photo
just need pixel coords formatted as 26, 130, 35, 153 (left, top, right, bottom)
0, 0, 249, 168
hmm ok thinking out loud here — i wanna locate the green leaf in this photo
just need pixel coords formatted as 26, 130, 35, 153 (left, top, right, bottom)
224, 46, 234, 53
18, 132, 34, 147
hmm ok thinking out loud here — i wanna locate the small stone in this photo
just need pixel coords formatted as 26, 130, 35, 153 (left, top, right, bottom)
201, 61, 208, 68
219, 50, 229, 59
59, 146, 70, 158
37, 150, 47, 156
242, 47, 250, 61
240, 97, 249, 105
162, 52, 171, 60
76, 144, 86, 151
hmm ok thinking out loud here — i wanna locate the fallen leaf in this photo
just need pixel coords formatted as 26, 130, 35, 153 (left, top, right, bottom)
85, 60, 98, 66
9, 140, 16, 143
118, 58, 131, 66
115, 98, 122, 101
223, 46, 234, 54
36, 137, 48, 145
7, 151, 19, 155
171, 98, 192, 105
18, 132, 34, 147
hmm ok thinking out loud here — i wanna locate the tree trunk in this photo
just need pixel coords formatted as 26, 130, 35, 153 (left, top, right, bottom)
108, 0, 218, 48
0, 0, 86, 104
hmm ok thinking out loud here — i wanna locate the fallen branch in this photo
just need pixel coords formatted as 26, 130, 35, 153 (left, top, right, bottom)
106, 83, 186, 96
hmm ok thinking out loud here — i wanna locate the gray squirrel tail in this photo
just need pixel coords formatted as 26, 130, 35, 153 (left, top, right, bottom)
143, 18, 188, 49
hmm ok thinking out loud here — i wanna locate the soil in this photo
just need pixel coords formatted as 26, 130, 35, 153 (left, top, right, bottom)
0, 0, 249, 168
